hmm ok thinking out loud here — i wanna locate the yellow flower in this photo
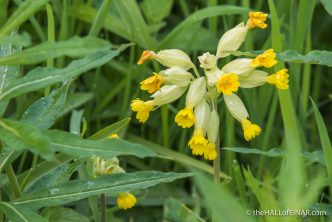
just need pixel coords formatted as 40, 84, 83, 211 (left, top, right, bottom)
188, 129, 208, 156
251, 49, 277, 68
241, 118, 261, 141
140, 73, 164, 93
131, 99, 155, 123
266, 69, 289, 89
217, 73, 240, 95
117, 192, 137, 210
204, 143, 217, 160
247, 11, 268, 29
137, 50, 157, 65
175, 105, 195, 128
108, 133, 119, 139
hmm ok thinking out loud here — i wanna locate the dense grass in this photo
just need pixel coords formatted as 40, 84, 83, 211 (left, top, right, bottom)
0, 0, 331, 221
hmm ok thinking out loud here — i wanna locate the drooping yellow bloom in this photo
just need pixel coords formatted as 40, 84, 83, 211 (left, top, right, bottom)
108, 133, 119, 139
137, 50, 157, 65
217, 73, 240, 95
266, 69, 289, 89
175, 105, 195, 128
131, 99, 155, 123
251, 49, 277, 68
117, 192, 137, 210
140, 73, 164, 93
204, 143, 217, 160
188, 129, 208, 156
241, 118, 261, 141
247, 11, 268, 29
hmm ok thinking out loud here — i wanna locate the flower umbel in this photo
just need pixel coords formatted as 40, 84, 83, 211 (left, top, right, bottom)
241, 118, 261, 141
137, 50, 157, 65
131, 99, 155, 123
188, 129, 208, 156
140, 73, 164, 93
247, 11, 268, 29
217, 73, 240, 95
266, 69, 289, 89
251, 49, 277, 68
175, 105, 195, 128
117, 192, 137, 210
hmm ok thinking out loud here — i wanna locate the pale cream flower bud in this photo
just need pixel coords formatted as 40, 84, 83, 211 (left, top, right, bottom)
216, 22, 248, 58
152, 85, 186, 106
198, 52, 217, 69
239, 70, 268, 88
224, 94, 249, 122
160, 66, 194, 87
207, 110, 219, 144
221, 58, 255, 76
156, 49, 194, 70
186, 77, 206, 107
204, 67, 223, 86
194, 99, 210, 132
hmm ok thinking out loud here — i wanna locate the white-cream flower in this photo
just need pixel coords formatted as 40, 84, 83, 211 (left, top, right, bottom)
221, 58, 255, 76
186, 77, 206, 107
152, 85, 186, 106
198, 52, 217, 69
156, 49, 194, 70
160, 66, 194, 87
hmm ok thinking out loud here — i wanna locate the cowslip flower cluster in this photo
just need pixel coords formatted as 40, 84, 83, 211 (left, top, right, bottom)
92, 134, 137, 210
132, 12, 289, 161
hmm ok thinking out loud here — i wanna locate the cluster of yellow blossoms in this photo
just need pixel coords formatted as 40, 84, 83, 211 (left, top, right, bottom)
92, 134, 137, 210
131, 12, 289, 161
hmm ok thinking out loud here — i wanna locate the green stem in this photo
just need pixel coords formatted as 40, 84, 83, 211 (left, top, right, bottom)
89, 0, 112, 37
5, 165, 21, 198
100, 194, 106, 222
192, 66, 200, 78
0, 189, 3, 222
44, 3, 55, 97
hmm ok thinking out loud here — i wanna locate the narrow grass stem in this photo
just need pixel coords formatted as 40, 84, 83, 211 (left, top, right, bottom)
0, 190, 3, 222
89, 0, 113, 37
100, 194, 106, 222
192, 66, 200, 78
5, 165, 21, 198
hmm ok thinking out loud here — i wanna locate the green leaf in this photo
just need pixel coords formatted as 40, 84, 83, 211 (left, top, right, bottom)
0, 36, 112, 65
140, 0, 174, 24
20, 82, 70, 129
41, 207, 89, 222
13, 171, 192, 208
58, 93, 94, 117
311, 99, 332, 193
0, 32, 31, 47
0, 118, 52, 159
163, 198, 204, 222
113, 0, 157, 48
46, 130, 156, 159
158, 5, 249, 49
0, 0, 50, 35
0, 148, 20, 174
88, 118, 131, 140
0, 48, 124, 101
194, 170, 256, 222
321, 0, 332, 15
276, 50, 332, 67
223, 147, 284, 157
0, 202, 47, 222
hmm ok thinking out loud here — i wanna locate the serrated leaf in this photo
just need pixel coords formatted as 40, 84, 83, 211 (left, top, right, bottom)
0, 48, 123, 101
20, 82, 70, 129
277, 50, 332, 67
45, 130, 156, 158
0, 36, 112, 65
0, 118, 52, 159
13, 171, 192, 208
0, 0, 50, 35
0, 202, 47, 222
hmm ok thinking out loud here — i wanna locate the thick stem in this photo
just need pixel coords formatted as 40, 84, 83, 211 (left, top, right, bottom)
100, 194, 106, 222
5, 165, 21, 198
